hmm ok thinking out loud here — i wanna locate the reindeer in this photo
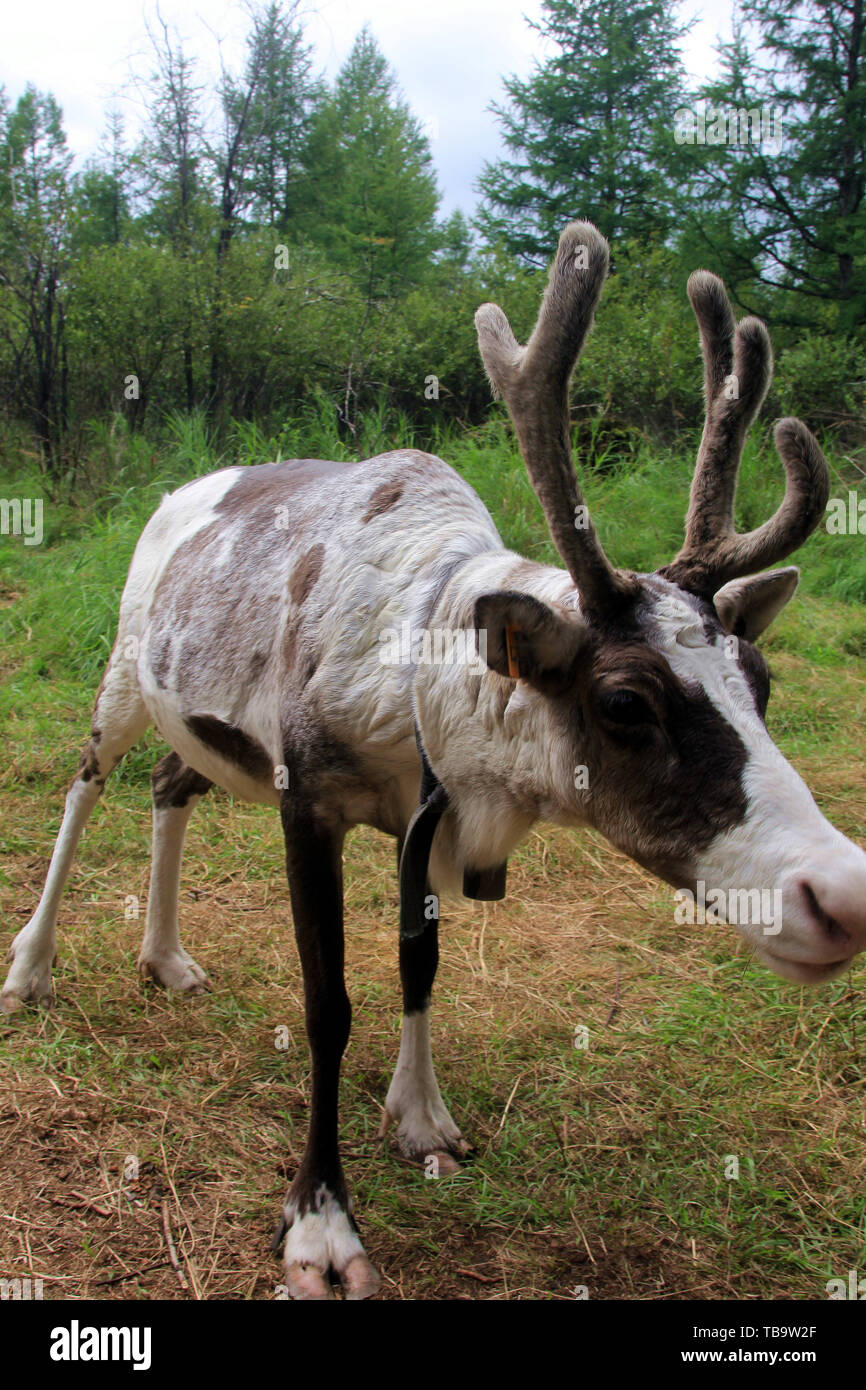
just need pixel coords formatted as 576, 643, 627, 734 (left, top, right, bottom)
5, 223, 866, 1301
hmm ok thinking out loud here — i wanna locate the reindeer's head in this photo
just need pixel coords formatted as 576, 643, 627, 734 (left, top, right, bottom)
466, 222, 866, 983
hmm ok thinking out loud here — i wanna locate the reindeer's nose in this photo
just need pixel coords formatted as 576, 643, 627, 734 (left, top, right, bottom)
782, 865, 866, 966
797, 880, 855, 953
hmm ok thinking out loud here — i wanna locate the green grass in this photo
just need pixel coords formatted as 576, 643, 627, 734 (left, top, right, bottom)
1, 411, 866, 1300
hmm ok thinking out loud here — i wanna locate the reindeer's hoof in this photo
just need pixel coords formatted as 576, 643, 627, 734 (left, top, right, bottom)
0, 986, 53, 1014
341, 1254, 382, 1300
1, 943, 54, 1013
285, 1262, 335, 1300
400, 1143, 471, 1176
0, 989, 28, 1016
421, 1149, 464, 1176
138, 949, 210, 994
284, 1255, 380, 1301
281, 1189, 381, 1301
380, 1105, 472, 1173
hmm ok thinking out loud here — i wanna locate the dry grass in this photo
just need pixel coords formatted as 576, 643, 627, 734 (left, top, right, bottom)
2, 742, 866, 1300
2, 499, 866, 1301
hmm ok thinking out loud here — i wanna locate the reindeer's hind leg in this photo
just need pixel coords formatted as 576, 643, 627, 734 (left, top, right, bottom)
138, 752, 212, 993
1, 644, 150, 1013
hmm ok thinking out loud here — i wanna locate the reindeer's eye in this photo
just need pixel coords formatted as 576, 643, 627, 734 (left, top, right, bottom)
598, 689, 655, 726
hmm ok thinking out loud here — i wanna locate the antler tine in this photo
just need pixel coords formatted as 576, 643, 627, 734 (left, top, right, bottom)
688, 270, 736, 404
712, 418, 830, 580
681, 268, 772, 541
475, 222, 636, 616
659, 272, 829, 599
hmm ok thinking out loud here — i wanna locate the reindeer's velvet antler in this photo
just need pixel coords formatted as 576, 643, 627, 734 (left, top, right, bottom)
658, 271, 829, 599
475, 222, 638, 618
477, 226, 830, 611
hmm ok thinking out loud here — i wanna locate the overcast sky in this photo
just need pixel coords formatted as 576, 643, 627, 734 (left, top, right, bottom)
0, 0, 736, 214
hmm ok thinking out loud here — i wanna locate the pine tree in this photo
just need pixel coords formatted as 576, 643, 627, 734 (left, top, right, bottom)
682, 0, 865, 329
295, 27, 440, 434
74, 109, 130, 250
300, 27, 439, 299
0, 85, 72, 468
477, 0, 691, 261
136, 13, 207, 253
209, 2, 321, 408
233, 0, 324, 231
135, 15, 208, 411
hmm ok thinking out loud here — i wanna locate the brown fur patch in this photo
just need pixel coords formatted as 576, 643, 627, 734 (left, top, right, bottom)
150, 636, 173, 691
569, 634, 749, 886
185, 715, 273, 782
151, 751, 213, 809
184, 717, 272, 783
362, 481, 404, 523
149, 466, 344, 705
289, 544, 325, 608
214, 459, 354, 522
282, 618, 298, 672
78, 743, 102, 784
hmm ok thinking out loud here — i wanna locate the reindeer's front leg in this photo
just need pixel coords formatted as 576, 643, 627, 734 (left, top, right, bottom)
382, 795, 471, 1172
383, 933, 471, 1173
277, 796, 380, 1301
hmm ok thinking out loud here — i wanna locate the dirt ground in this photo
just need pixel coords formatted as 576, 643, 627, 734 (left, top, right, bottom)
2, 753, 866, 1301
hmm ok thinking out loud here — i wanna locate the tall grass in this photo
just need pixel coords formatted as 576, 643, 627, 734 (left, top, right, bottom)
1, 407, 865, 716
2, 411, 866, 1302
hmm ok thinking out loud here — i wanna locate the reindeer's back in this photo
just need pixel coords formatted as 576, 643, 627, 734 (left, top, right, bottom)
112, 450, 502, 807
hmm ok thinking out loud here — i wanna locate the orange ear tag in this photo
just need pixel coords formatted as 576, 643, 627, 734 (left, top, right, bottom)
504, 625, 521, 680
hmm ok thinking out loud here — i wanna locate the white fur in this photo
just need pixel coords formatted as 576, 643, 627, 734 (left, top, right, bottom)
139, 798, 209, 991
416, 553, 578, 892
120, 469, 244, 627
385, 1011, 465, 1158
282, 1186, 365, 1273
1, 778, 101, 1008
654, 587, 866, 977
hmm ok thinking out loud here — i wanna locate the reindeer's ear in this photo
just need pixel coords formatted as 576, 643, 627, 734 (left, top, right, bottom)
713, 567, 799, 641
474, 591, 587, 694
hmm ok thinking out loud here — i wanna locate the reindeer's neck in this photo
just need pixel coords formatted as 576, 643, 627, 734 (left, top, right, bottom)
414, 552, 584, 891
